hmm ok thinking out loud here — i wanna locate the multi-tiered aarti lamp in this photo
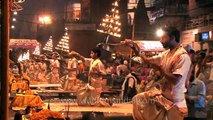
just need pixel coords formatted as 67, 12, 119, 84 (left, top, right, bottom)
97, 0, 121, 43
43, 36, 53, 52
55, 27, 70, 53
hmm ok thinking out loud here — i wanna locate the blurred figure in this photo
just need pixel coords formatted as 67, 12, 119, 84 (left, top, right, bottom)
14, 111, 22, 120
184, 47, 196, 89
142, 68, 163, 92
120, 70, 138, 100
77, 60, 85, 74
63, 54, 78, 90
48, 55, 60, 84
37, 69, 47, 82
12, 65, 19, 75
185, 72, 207, 120
116, 60, 128, 76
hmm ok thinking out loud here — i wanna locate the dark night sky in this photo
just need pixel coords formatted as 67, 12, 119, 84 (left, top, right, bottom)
15, 0, 68, 28
11, 0, 78, 34
11, 0, 80, 47
20, 0, 67, 18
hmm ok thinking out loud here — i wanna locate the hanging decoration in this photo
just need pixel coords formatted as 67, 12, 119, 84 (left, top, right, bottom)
9, 0, 25, 11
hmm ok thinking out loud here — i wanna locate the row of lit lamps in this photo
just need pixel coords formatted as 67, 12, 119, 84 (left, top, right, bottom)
11, 11, 18, 29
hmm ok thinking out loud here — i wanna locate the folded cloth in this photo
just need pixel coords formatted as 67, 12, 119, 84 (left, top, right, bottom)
11, 95, 44, 108
76, 84, 100, 106
133, 87, 187, 120
76, 84, 111, 107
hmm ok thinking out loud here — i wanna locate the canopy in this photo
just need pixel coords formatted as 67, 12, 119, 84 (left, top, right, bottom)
10, 39, 38, 49
134, 40, 164, 51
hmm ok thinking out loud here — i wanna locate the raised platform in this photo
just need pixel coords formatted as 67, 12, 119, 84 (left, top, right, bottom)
30, 84, 62, 88
12, 102, 133, 114
34, 90, 77, 99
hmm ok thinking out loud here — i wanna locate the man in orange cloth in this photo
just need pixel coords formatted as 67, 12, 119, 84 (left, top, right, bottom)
132, 26, 191, 120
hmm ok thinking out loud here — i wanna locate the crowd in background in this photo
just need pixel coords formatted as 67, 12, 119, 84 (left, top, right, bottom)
9, 39, 213, 119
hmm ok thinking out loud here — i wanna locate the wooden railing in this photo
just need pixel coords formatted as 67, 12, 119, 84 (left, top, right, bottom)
184, 13, 213, 30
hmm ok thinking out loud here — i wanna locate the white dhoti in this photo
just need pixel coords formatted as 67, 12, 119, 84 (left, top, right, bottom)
132, 88, 187, 120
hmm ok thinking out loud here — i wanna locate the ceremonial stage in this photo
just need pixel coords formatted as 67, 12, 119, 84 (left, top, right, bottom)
10, 84, 131, 119
11, 102, 133, 120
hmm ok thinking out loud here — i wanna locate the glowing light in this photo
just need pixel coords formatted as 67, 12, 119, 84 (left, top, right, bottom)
114, 1, 118, 6
39, 15, 52, 24
102, 23, 106, 26
12, 18, 16, 21
192, 29, 198, 35
33, 43, 41, 55
13, 11, 18, 15
11, 25, 15, 29
18, 50, 30, 62
18, 54, 23, 62
115, 15, 120, 19
156, 28, 164, 37
17, 0, 25, 3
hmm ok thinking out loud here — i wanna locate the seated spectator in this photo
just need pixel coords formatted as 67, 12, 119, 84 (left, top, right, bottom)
12, 65, 19, 75
116, 60, 128, 76
120, 70, 138, 100
14, 111, 22, 120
